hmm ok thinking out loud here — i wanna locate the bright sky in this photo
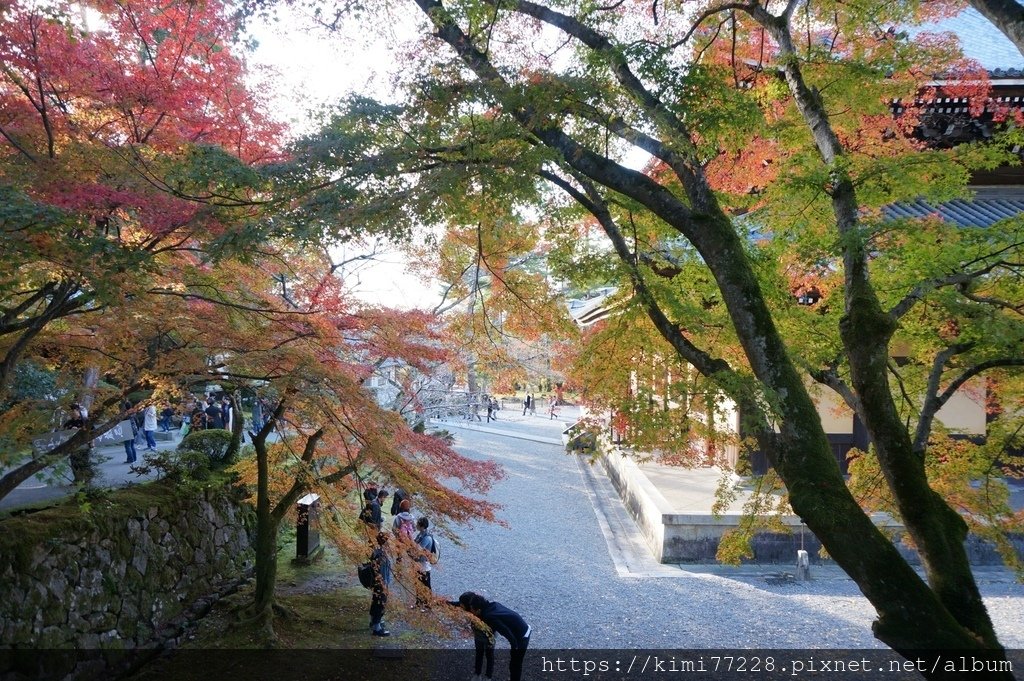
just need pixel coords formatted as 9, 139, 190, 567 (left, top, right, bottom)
243, 7, 647, 312
246, 9, 443, 311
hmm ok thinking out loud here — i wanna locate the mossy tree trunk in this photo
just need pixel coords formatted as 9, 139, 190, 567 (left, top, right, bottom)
248, 395, 325, 641
756, 10, 1007, 662
224, 390, 245, 462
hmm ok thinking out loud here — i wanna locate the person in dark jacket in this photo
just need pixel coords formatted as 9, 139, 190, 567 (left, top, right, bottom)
159, 404, 175, 432
360, 489, 388, 531
204, 398, 223, 429
389, 487, 407, 516
456, 592, 531, 681
369, 532, 393, 637
121, 399, 138, 464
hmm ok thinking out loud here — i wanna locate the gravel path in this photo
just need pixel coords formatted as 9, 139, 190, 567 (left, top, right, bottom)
431, 428, 1024, 650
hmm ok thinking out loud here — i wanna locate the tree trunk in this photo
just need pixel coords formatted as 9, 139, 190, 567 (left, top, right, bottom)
225, 391, 245, 461
0, 449, 69, 501
252, 500, 280, 626
251, 411, 278, 639
841, 287, 1003, 650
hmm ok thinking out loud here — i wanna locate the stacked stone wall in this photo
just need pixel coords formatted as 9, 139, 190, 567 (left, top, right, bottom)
0, 481, 254, 660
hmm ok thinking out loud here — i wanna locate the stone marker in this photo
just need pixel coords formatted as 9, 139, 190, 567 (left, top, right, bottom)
294, 493, 324, 564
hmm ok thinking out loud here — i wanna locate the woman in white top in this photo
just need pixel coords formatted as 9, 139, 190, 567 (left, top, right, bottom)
142, 404, 158, 452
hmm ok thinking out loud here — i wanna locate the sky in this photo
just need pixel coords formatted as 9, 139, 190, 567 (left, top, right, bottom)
246, 8, 443, 311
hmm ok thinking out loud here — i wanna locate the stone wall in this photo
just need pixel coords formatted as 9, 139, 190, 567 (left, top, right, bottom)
601, 448, 1024, 565
0, 480, 254, 660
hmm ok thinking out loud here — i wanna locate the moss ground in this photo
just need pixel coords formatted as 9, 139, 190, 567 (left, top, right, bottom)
128, 540, 461, 681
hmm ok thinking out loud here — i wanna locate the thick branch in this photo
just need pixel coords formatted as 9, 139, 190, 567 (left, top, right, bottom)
0, 383, 145, 502
890, 259, 1014, 321
270, 427, 326, 524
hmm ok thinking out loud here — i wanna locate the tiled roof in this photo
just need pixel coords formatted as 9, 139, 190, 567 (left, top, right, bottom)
910, 9, 1024, 71
883, 190, 1024, 227
989, 68, 1024, 79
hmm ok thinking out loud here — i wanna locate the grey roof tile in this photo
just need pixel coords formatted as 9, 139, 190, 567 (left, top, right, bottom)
882, 196, 1024, 226
910, 8, 1024, 71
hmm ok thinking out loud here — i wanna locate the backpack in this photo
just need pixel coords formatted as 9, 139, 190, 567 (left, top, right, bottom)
398, 517, 415, 540
357, 561, 375, 588
359, 502, 375, 525
427, 534, 440, 564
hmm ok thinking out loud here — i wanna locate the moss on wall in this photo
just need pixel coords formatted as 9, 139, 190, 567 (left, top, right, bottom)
0, 478, 255, 656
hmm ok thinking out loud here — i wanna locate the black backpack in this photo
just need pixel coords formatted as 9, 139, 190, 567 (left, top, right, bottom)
359, 502, 374, 525
357, 561, 374, 588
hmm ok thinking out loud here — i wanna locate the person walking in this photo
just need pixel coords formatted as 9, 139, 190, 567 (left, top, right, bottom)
142, 404, 158, 452
159, 403, 174, 432
412, 517, 437, 607
123, 419, 138, 464
522, 394, 530, 416
121, 399, 138, 464
204, 397, 223, 429
454, 592, 530, 681
368, 532, 393, 637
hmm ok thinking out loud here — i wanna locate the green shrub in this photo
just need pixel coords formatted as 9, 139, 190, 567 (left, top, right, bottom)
429, 429, 454, 445
178, 429, 233, 465
133, 448, 211, 485
175, 449, 212, 481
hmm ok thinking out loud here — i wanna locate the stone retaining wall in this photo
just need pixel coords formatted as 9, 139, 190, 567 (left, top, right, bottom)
600, 448, 1023, 565
0, 481, 254, 659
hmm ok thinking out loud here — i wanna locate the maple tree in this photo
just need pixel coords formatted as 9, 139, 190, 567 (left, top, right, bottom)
0, 0, 506, 648
282, 107, 574, 398
178, 252, 504, 640
427, 215, 571, 394
0, 0, 289, 496
277, 0, 1024, 667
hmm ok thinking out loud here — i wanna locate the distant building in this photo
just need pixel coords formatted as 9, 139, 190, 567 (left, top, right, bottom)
566, 286, 619, 327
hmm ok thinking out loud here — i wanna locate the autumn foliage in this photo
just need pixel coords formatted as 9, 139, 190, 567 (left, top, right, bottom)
0, 0, 506, 642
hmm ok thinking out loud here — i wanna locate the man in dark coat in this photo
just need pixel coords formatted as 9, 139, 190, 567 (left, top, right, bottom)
204, 398, 223, 429
456, 592, 531, 681
368, 532, 392, 636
